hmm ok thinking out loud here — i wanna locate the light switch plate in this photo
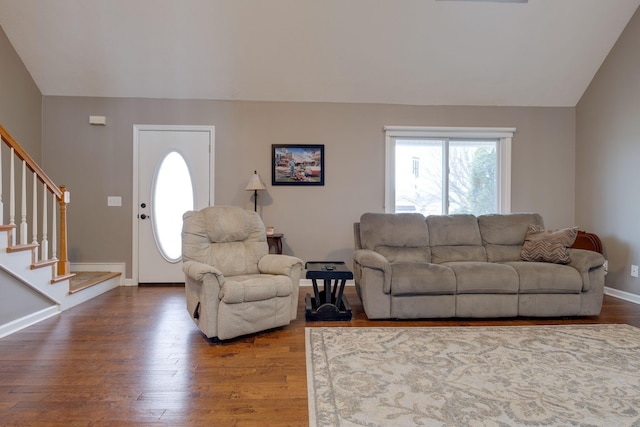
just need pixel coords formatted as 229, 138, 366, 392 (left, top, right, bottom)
107, 196, 122, 207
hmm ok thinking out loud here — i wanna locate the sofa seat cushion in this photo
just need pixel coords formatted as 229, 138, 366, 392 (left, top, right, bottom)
444, 262, 519, 293
390, 262, 456, 295
505, 262, 582, 293
220, 274, 292, 304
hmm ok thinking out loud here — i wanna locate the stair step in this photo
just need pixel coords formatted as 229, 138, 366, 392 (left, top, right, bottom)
69, 271, 121, 294
6, 243, 38, 253
32, 259, 57, 269
51, 273, 76, 284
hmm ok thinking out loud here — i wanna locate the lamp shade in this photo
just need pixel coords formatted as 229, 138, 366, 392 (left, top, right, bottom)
246, 170, 266, 191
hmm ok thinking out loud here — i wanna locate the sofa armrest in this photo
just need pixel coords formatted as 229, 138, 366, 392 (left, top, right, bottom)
568, 248, 605, 291
182, 260, 224, 283
258, 254, 304, 277
353, 249, 392, 293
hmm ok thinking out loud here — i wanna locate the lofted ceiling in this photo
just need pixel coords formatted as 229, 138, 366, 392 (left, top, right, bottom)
0, 0, 638, 107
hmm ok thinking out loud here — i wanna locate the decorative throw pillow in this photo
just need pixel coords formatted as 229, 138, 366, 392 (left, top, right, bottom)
520, 224, 578, 264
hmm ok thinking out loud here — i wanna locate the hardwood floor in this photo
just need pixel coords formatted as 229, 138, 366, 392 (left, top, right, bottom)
1, 286, 640, 426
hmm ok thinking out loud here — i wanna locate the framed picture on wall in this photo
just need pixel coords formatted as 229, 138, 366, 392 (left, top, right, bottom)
272, 144, 324, 186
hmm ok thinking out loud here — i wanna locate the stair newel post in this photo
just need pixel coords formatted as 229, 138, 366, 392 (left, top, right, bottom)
57, 185, 70, 276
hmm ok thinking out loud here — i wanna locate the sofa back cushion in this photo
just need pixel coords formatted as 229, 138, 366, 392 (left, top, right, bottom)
478, 213, 544, 262
359, 213, 431, 263
426, 214, 486, 263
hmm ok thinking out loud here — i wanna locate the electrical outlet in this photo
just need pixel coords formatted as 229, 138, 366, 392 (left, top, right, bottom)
632, 265, 639, 278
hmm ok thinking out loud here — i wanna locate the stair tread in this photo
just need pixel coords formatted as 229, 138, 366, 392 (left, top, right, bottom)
69, 271, 121, 294
7, 243, 38, 253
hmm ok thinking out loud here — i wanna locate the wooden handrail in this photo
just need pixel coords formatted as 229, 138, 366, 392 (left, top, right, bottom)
0, 124, 70, 276
0, 124, 62, 199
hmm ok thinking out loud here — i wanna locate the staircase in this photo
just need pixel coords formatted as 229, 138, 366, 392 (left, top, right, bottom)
0, 125, 120, 339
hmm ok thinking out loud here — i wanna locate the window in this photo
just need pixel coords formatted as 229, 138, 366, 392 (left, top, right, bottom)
385, 126, 514, 215
152, 151, 195, 262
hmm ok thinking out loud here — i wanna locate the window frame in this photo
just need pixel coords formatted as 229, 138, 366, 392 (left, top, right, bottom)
384, 126, 515, 215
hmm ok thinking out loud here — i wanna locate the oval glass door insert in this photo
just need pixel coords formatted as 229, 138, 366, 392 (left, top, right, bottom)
152, 151, 195, 262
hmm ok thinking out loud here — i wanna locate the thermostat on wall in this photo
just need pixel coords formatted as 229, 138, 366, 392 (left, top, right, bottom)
89, 115, 107, 125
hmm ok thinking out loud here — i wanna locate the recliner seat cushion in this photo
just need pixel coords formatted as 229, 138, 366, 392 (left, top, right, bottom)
390, 262, 456, 295
444, 262, 519, 293
220, 275, 292, 304
505, 262, 582, 293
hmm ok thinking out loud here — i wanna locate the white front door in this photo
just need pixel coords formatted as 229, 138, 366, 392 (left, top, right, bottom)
133, 125, 214, 284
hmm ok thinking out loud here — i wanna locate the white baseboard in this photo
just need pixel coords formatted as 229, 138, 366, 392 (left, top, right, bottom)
604, 286, 640, 305
0, 306, 59, 339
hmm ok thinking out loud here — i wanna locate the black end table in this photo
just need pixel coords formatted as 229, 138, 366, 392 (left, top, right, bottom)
305, 261, 353, 321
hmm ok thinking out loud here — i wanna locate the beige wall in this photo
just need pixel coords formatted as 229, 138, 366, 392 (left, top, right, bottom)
576, 7, 640, 295
0, 25, 41, 158
42, 97, 576, 278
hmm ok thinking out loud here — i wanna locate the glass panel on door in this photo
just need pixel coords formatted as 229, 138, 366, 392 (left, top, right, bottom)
152, 151, 194, 262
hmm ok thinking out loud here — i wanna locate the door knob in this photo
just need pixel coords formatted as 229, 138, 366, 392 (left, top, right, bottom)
140, 214, 149, 220
140, 203, 147, 208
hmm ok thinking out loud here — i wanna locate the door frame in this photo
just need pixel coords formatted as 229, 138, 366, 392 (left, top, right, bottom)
132, 124, 215, 285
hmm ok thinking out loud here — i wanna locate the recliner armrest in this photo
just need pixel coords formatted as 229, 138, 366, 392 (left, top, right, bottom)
568, 248, 605, 271
353, 249, 390, 271
258, 254, 304, 276
182, 260, 224, 283
353, 249, 392, 293
568, 248, 605, 291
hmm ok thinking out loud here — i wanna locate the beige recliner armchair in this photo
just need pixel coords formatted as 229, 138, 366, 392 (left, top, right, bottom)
182, 206, 304, 340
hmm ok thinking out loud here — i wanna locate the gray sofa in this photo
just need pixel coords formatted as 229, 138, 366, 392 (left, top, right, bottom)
352, 213, 606, 319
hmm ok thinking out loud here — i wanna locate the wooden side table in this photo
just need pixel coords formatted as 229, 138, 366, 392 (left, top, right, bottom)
267, 233, 284, 254
304, 261, 353, 321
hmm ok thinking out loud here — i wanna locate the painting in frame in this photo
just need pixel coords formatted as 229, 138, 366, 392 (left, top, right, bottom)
272, 144, 324, 186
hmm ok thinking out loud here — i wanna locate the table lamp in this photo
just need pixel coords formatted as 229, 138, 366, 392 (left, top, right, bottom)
245, 170, 266, 212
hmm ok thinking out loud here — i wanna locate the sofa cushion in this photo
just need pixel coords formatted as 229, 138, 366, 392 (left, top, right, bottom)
445, 262, 519, 293
427, 215, 486, 263
427, 214, 482, 246
377, 246, 431, 263
478, 213, 544, 262
431, 246, 487, 264
360, 213, 431, 263
520, 224, 578, 264
390, 262, 456, 295
506, 262, 582, 293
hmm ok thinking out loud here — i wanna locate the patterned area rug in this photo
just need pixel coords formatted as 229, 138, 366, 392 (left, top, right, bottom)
306, 325, 640, 426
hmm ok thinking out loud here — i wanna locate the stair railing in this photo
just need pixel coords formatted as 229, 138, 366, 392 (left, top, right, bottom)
0, 124, 71, 278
